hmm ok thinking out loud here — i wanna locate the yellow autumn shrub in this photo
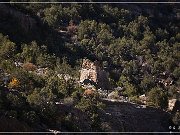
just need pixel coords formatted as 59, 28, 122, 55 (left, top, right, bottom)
8, 77, 20, 89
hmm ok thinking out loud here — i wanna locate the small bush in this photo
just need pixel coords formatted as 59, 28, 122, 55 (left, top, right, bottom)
64, 97, 74, 106
130, 96, 142, 104
8, 77, 20, 89
22, 63, 37, 71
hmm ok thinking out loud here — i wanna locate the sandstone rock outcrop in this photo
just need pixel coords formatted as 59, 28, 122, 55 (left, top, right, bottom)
168, 99, 180, 114
169, 99, 177, 111
80, 59, 110, 90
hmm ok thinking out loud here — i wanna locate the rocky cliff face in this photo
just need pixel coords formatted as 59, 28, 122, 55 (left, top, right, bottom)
0, 5, 36, 33
0, 4, 44, 42
79, 59, 110, 90
100, 100, 173, 132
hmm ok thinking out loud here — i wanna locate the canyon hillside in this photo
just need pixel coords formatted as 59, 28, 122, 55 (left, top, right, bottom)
0, 1, 179, 133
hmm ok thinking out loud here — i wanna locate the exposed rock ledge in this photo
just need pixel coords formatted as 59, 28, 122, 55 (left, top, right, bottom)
100, 100, 173, 132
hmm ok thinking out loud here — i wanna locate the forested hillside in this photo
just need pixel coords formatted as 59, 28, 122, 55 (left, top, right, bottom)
0, 1, 179, 132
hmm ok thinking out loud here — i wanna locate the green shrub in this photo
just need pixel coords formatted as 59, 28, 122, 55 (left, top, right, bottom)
147, 87, 168, 109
